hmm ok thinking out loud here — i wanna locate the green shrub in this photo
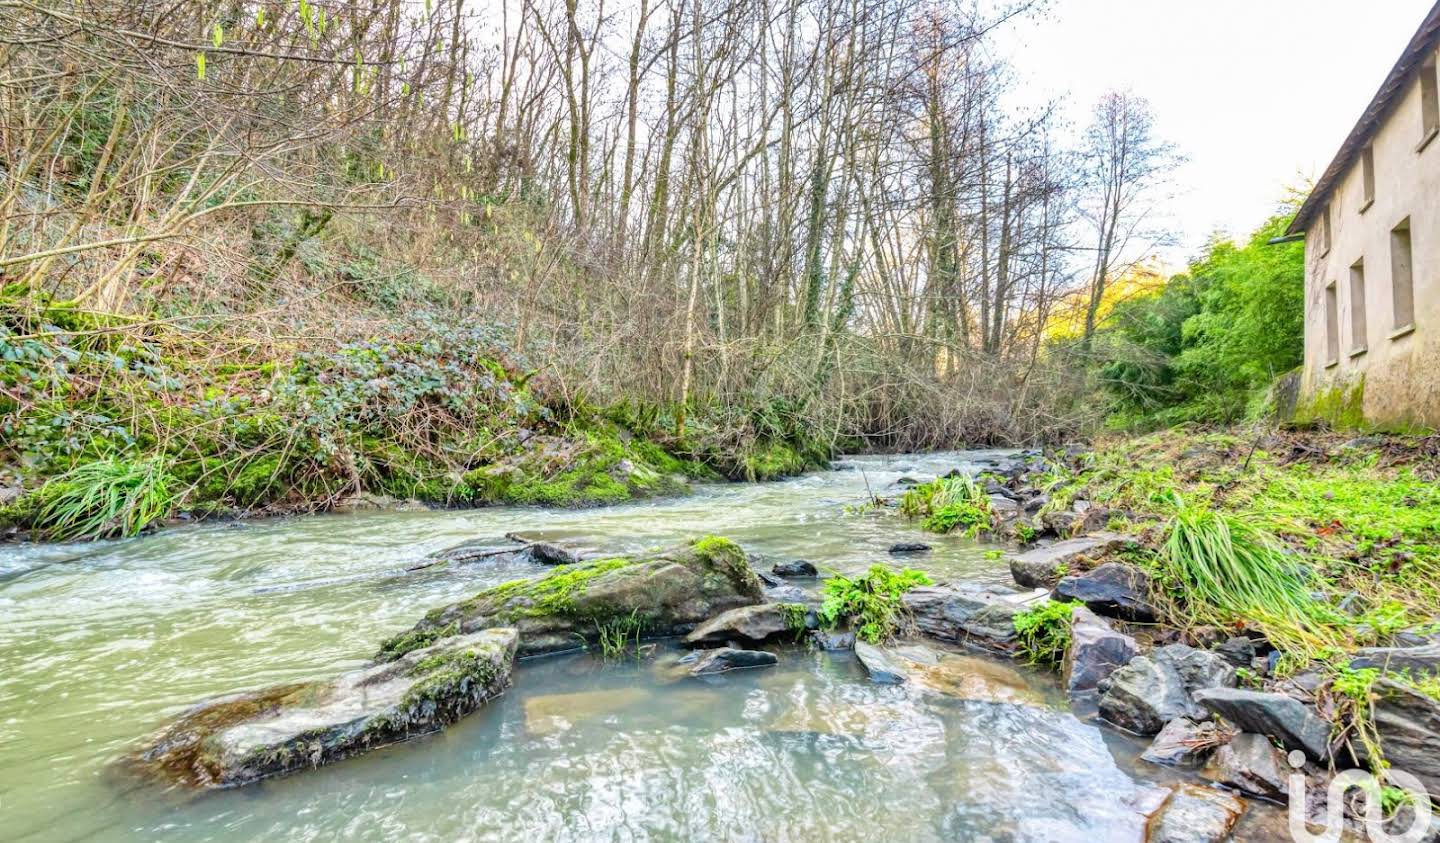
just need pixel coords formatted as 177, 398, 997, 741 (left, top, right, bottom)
900, 474, 994, 535
28, 456, 176, 540
817, 564, 932, 644
1013, 599, 1082, 666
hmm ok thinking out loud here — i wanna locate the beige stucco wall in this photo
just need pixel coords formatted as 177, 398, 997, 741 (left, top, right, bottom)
1301, 43, 1440, 430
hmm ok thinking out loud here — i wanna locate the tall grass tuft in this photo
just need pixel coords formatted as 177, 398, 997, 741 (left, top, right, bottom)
34, 457, 177, 541
1161, 502, 1336, 653
899, 474, 994, 535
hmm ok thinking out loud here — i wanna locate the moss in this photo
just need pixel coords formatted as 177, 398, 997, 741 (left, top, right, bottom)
779, 602, 809, 637
400, 646, 501, 714
377, 622, 460, 661
458, 556, 636, 622
462, 428, 688, 507
741, 440, 809, 481
1295, 377, 1367, 430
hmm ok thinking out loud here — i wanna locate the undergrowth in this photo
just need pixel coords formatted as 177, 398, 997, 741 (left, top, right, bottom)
817, 565, 932, 644
1013, 599, 1082, 666
899, 474, 995, 536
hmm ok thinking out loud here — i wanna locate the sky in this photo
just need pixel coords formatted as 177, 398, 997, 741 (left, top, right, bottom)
996, 0, 1436, 269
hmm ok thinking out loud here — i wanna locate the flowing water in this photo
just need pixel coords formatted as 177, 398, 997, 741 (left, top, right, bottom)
0, 452, 1285, 842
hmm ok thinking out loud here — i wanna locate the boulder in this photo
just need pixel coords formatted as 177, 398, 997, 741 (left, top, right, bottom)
1153, 644, 1237, 694
908, 654, 1046, 706
686, 647, 778, 675
1202, 732, 1289, 800
1062, 607, 1138, 694
888, 542, 931, 554
855, 641, 909, 684
1007, 533, 1127, 588
1146, 785, 1246, 843
525, 540, 589, 566
376, 537, 764, 659
1053, 562, 1158, 623
1213, 636, 1258, 668
1370, 679, 1440, 796
1022, 494, 1049, 515
810, 630, 855, 651
772, 559, 819, 578
132, 628, 517, 788
1141, 718, 1221, 768
1350, 643, 1440, 674
684, 603, 811, 647
764, 585, 814, 604
902, 582, 1039, 652
1098, 655, 1203, 735
756, 570, 786, 588
1040, 507, 1111, 536
1192, 687, 1331, 761
988, 495, 1021, 517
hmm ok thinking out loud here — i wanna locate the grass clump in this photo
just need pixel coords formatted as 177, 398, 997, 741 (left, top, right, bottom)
817, 564, 932, 644
1158, 501, 1337, 654
26, 456, 176, 541
900, 475, 994, 536
594, 610, 646, 660
1013, 599, 1082, 666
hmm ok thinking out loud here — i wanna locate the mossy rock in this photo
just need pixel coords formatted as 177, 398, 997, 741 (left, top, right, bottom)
130, 627, 518, 789
462, 431, 690, 507
378, 536, 764, 658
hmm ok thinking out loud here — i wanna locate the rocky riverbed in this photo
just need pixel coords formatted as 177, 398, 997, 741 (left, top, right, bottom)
5, 448, 1434, 841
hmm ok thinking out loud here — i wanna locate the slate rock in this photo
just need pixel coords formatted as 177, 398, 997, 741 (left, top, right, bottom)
1063, 606, 1138, 694
1192, 687, 1331, 761
1213, 636, 1258, 668
1370, 678, 1440, 796
1007, 533, 1127, 588
1053, 562, 1158, 623
132, 628, 518, 788
772, 559, 819, 578
684, 603, 811, 647
1153, 644, 1237, 694
1141, 717, 1221, 769
377, 538, 764, 659
888, 542, 931, 554
686, 647, 778, 675
902, 583, 1035, 652
1098, 655, 1203, 735
809, 630, 855, 651
1350, 643, 1440, 674
1146, 785, 1246, 843
1203, 732, 1290, 800
855, 641, 908, 684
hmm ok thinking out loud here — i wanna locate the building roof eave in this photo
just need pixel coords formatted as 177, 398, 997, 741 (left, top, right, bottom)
1286, 1, 1440, 238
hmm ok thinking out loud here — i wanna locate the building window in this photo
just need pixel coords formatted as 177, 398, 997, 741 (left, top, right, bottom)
1422, 58, 1439, 149
1349, 259, 1367, 355
1319, 204, 1332, 256
1360, 146, 1375, 211
1390, 219, 1415, 335
1325, 281, 1340, 366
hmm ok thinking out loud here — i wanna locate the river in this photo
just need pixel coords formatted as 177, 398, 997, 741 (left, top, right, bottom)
0, 451, 1285, 841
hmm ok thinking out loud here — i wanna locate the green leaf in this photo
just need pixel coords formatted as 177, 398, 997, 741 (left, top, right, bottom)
211, 23, 223, 48
195, 52, 206, 80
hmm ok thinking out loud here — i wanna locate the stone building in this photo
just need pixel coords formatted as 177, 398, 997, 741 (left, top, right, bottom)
1287, 2, 1440, 429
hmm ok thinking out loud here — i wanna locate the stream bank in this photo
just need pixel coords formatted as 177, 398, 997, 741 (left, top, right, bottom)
0, 448, 1294, 843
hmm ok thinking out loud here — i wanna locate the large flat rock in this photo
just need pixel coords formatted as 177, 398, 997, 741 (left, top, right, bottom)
378, 537, 764, 659
1008, 534, 1127, 588
132, 628, 518, 788
902, 582, 1043, 652
1192, 687, 1330, 761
